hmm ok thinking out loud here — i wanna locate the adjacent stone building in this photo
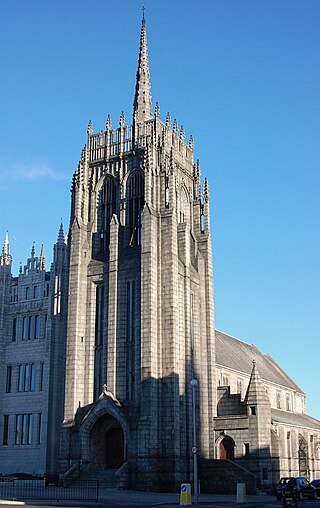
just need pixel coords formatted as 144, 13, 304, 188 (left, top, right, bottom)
0, 14, 319, 493
0, 227, 68, 476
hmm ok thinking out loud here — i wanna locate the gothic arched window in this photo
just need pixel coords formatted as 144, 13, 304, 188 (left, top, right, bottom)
98, 176, 117, 251
127, 172, 144, 246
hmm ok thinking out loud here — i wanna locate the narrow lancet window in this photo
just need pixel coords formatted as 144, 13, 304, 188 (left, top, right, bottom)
127, 173, 144, 246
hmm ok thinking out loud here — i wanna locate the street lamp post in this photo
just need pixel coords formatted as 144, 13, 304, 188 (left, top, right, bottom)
190, 378, 198, 504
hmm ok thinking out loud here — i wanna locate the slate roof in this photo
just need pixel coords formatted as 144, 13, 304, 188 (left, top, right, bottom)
271, 408, 320, 430
215, 330, 304, 394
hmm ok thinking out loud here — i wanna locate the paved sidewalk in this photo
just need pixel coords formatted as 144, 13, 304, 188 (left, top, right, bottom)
99, 489, 273, 506
0, 489, 274, 507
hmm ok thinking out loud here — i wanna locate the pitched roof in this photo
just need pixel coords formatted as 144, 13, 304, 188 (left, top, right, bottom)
215, 330, 304, 394
271, 409, 320, 430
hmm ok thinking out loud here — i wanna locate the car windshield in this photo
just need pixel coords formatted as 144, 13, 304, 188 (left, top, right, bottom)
280, 478, 296, 485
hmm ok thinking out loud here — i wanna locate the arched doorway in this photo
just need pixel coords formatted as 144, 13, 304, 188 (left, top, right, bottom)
220, 437, 235, 461
90, 414, 125, 470
105, 427, 124, 468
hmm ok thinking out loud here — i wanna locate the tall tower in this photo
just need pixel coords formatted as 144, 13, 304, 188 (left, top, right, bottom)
61, 14, 215, 490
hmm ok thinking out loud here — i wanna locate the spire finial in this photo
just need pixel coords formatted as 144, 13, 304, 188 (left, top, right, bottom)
133, 11, 152, 125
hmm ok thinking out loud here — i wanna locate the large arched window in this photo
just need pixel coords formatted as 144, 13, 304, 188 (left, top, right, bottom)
98, 176, 117, 251
179, 186, 190, 225
127, 172, 144, 246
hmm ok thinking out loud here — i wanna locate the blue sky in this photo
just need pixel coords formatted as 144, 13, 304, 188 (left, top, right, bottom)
1, 1, 319, 419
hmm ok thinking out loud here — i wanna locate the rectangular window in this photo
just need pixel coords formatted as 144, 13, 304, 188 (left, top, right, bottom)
3, 415, 9, 445
18, 364, 25, 392
15, 414, 22, 445
27, 414, 33, 445
40, 362, 44, 391
22, 414, 28, 444
54, 275, 61, 315
25, 287, 30, 300
33, 286, 38, 299
27, 316, 33, 340
22, 317, 27, 340
34, 315, 39, 339
244, 443, 250, 456
25, 364, 30, 391
250, 406, 256, 416
12, 318, 17, 341
6, 365, 12, 393
15, 414, 32, 445
37, 413, 42, 445
30, 364, 35, 392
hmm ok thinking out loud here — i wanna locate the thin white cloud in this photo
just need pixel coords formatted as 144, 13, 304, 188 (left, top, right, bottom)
0, 161, 68, 183
10, 163, 67, 181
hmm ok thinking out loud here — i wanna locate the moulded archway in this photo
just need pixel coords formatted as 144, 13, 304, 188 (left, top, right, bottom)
90, 413, 124, 470
217, 435, 235, 461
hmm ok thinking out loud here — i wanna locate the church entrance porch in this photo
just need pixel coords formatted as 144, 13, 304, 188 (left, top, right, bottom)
90, 414, 124, 470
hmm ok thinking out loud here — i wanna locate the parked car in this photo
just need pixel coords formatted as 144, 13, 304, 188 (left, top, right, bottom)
276, 477, 317, 501
310, 479, 320, 498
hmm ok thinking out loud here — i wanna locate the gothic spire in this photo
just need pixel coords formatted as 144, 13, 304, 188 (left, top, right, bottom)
57, 222, 66, 245
3, 230, 9, 257
0, 230, 12, 267
133, 11, 152, 125
39, 244, 46, 271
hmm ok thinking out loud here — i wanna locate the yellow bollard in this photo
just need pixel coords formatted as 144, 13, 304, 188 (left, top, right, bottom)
180, 483, 192, 506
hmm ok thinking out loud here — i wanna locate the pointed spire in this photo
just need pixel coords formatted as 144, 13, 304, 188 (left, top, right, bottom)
31, 242, 35, 258
3, 230, 9, 257
87, 120, 93, 136
57, 222, 66, 245
133, 11, 152, 125
0, 230, 12, 267
39, 244, 46, 271
120, 111, 125, 128
244, 360, 270, 407
204, 177, 209, 202
106, 115, 112, 131
173, 119, 178, 135
166, 112, 171, 128
180, 125, 185, 141
189, 134, 194, 150
154, 102, 160, 119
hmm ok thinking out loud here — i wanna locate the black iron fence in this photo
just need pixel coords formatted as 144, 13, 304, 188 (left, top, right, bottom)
0, 479, 100, 502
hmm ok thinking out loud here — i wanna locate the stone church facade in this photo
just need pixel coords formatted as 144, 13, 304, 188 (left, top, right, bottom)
0, 15, 319, 492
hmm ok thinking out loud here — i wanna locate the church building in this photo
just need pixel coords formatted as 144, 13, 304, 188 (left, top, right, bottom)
0, 14, 319, 493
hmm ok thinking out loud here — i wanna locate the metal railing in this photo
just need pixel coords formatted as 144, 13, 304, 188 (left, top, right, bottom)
0, 479, 100, 502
